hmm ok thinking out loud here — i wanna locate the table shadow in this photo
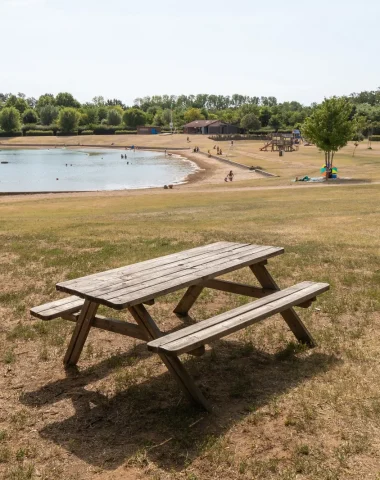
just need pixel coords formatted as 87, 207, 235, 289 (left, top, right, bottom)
20, 340, 340, 473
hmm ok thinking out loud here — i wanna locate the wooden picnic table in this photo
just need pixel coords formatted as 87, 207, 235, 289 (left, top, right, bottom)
31, 242, 329, 411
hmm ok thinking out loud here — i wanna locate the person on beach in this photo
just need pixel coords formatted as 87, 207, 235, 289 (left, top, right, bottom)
228, 170, 234, 181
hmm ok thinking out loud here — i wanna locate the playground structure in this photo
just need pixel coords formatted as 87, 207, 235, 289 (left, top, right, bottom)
260, 133, 298, 152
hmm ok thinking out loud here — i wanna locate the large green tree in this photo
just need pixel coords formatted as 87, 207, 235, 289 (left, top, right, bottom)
268, 114, 282, 131
39, 105, 59, 125
22, 108, 38, 124
107, 109, 122, 126
0, 107, 21, 132
184, 108, 204, 124
36, 94, 55, 110
55, 92, 81, 108
5, 95, 28, 114
302, 97, 355, 178
58, 107, 80, 133
240, 113, 261, 131
122, 108, 146, 128
83, 107, 99, 125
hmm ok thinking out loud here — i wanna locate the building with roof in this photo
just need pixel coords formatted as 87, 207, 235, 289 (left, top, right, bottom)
137, 126, 161, 134
183, 120, 239, 135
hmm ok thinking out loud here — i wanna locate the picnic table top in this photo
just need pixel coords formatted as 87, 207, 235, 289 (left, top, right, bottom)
56, 242, 284, 310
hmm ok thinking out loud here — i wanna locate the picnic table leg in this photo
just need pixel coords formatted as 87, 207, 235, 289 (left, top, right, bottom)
63, 300, 99, 367
250, 263, 316, 347
173, 285, 204, 318
129, 304, 212, 412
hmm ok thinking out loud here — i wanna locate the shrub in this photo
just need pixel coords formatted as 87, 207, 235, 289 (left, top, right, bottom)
115, 130, 137, 134
22, 124, 58, 134
93, 126, 116, 135
26, 130, 54, 136
0, 130, 22, 137
370, 135, 380, 141
56, 130, 78, 136
208, 134, 270, 141
81, 130, 94, 135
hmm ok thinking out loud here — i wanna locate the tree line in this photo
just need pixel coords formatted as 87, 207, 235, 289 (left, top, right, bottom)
1, 89, 380, 135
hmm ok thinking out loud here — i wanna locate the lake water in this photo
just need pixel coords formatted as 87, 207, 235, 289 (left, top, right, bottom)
0, 148, 197, 192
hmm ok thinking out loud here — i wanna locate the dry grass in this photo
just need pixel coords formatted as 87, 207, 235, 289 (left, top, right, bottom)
0, 165, 380, 479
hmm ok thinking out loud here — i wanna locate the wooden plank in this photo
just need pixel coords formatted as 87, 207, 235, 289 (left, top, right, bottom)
173, 285, 204, 316
30, 296, 84, 320
250, 263, 317, 346
68, 246, 281, 310
129, 304, 212, 411
101, 246, 282, 306
62, 313, 148, 341
58, 243, 261, 299
187, 346, 206, 357
97, 246, 284, 309
63, 300, 99, 366
143, 299, 155, 306
148, 282, 317, 351
202, 279, 276, 298
149, 283, 329, 356
58, 242, 242, 290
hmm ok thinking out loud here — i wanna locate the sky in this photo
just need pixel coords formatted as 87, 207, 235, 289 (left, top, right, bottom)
1, 0, 379, 106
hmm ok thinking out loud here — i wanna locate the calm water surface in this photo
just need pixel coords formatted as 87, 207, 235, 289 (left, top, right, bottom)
0, 148, 197, 192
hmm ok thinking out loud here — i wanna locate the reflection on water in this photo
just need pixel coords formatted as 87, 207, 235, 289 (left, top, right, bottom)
0, 148, 197, 192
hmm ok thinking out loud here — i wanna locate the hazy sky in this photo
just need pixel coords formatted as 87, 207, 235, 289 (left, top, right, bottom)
1, 0, 379, 106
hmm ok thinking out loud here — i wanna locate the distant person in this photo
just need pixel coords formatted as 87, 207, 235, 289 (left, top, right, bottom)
228, 170, 234, 181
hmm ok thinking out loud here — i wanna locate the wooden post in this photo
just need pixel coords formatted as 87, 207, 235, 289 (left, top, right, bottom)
63, 300, 99, 366
129, 304, 212, 411
173, 285, 204, 317
249, 263, 316, 347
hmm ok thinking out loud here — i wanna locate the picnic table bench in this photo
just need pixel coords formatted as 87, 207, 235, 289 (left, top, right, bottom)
30, 242, 329, 411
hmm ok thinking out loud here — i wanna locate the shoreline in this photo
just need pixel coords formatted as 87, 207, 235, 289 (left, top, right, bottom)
0, 145, 225, 195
